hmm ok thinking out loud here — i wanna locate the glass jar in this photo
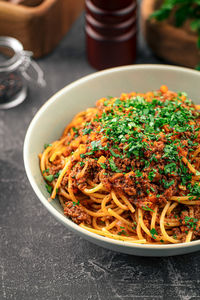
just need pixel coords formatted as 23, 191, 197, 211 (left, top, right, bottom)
0, 36, 45, 109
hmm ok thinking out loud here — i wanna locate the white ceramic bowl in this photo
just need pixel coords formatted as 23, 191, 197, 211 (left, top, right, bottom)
24, 64, 200, 256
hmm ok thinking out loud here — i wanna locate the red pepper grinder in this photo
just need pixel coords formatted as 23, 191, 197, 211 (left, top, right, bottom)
85, 0, 137, 70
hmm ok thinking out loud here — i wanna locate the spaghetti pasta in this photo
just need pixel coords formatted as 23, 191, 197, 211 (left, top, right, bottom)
39, 86, 200, 244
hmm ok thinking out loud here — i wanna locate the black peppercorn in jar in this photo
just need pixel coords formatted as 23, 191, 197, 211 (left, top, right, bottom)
0, 36, 45, 109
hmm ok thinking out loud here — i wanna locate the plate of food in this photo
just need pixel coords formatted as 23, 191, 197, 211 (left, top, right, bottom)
24, 64, 200, 256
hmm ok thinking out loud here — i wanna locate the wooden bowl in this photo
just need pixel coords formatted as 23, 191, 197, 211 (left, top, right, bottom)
141, 0, 200, 68
0, 0, 84, 58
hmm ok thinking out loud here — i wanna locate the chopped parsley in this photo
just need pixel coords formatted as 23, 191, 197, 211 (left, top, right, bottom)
44, 143, 52, 149
72, 200, 80, 206
162, 179, 175, 189
135, 170, 143, 177
54, 170, 62, 178
150, 186, 155, 192
173, 234, 177, 240
91, 140, 102, 151
110, 149, 121, 158
72, 127, 78, 133
99, 163, 107, 169
132, 221, 137, 230
142, 205, 155, 212
45, 174, 54, 182
45, 184, 52, 194
148, 170, 156, 181
188, 182, 200, 197
82, 127, 92, 135
109, 157, 122, 173
118, 229, 128, 236
150, 228, 158, 239
164, 162, 177, 174
184, 216, 198, 231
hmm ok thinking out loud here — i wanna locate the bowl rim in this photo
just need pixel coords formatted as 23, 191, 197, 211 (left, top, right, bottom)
24, 64, 200, 251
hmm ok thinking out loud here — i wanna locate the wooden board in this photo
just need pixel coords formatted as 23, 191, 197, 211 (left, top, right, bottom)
1, 0, 43, 6
0, 0, 84, 58
141, 0, 200, 68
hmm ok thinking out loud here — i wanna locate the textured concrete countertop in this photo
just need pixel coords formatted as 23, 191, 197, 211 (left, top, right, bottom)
1, 15, 200, 300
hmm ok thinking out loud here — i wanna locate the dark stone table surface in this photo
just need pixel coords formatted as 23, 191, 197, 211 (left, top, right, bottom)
1, 14, 200, 300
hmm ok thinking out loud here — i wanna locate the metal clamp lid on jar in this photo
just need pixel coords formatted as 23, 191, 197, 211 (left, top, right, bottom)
0, 36, 45, 109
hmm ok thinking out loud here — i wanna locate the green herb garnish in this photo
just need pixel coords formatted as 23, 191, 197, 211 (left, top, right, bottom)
184, 216, 198, 231
44, 143, 52, 149
142, 205, 155, 212
45, 175, 54, 182
109, 157, 122, 173
45, 184, 52, 194
151, 0, 200, 69
150, 228, 158, 239
72, 200, 80, 206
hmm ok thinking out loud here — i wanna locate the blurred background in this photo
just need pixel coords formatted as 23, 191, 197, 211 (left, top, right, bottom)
0, 0, 199, 109
1, 1, 200, 299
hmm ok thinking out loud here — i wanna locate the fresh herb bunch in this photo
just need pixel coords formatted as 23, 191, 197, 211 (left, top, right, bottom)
151, 0, 200, 70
